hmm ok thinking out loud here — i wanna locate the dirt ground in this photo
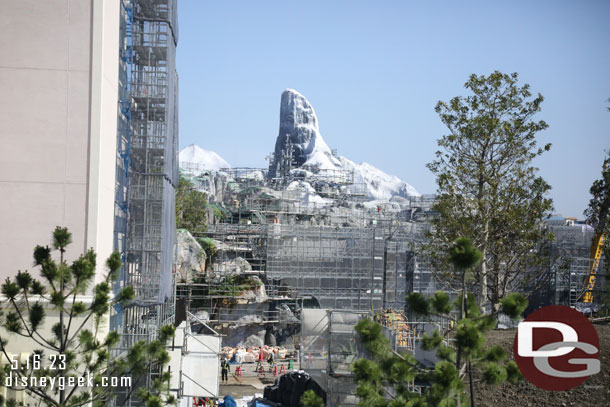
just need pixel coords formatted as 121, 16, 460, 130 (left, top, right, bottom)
218, 360, 289, 402
472, 322, 610, 407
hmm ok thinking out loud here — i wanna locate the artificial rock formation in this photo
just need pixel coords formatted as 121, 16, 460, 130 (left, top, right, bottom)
175, 229, 206, 283
269, 89, 339, 177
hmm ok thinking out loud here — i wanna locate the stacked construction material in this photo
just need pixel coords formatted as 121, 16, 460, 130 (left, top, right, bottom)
220, 345, 289, 363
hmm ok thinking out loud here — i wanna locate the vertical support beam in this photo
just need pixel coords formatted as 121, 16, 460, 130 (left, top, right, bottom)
88, 0, 120, 284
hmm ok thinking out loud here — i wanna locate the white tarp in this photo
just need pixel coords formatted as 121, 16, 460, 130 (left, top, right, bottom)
300, 309, 329, 391
181, 333, 221, 398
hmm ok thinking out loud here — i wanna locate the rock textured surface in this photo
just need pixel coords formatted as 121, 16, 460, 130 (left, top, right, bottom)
214, 257, 253, 276
175, 229, 206, 283
269, 89, 419, 200
269, 89, 340, 177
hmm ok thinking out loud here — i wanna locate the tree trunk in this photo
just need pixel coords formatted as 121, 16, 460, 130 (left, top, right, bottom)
456, 266, 466, 407
479, 256, 487, 310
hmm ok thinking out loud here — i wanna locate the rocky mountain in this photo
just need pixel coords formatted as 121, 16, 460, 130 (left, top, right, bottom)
271, 88, 419, 200
269, 88, 340, 177
178, 89, 419, 202
179, 144, 231, 171
339, 157, 419, 201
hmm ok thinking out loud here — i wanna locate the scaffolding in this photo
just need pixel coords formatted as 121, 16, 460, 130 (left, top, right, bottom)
300, 309, 425, 407
112, 0, 134, 310
266, 224, 385, 311
553, 257, 600, 307
545, 222, 599, 307
183, 212, 439, 315
112, 0, 178, 384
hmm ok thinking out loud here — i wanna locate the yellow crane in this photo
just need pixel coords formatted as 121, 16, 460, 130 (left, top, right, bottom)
581, 155, 609, 305
582, 233, 606, 303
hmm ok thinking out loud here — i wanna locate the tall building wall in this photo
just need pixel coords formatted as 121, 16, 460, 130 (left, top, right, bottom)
0, 0, 120, 281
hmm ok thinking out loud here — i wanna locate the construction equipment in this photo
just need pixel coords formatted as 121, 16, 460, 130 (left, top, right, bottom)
580, 155, 609, 305
582, 233, 606, 303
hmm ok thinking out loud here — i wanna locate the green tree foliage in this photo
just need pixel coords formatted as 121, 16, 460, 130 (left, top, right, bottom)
584, 151, 610, 310
0, 227, 175, 407
209, 275, 262, 298
197, 237, 217, 259
426, 71, 554, 311
352, 292, 526, 407
584, 151, 610, 236
176, 175, 208, 234
352, 237, 526, 407
300, 390, 324, 407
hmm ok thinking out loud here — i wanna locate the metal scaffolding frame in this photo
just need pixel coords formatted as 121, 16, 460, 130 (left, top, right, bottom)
112, 0, 178, 374
266, 224, 385, 311
546, 223, 598, 307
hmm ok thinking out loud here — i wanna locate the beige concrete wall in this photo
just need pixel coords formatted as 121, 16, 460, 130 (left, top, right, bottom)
0, 0, 119, 283
87, 0, 120, 284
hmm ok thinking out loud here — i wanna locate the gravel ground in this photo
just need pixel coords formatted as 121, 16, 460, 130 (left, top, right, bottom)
471, 323, 610, 407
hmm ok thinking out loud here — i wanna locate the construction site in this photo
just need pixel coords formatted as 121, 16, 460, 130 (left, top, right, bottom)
100, 4, 608, 403
173, 148, 607, 406
111, 0, 179, 404
2, 0, 608, 406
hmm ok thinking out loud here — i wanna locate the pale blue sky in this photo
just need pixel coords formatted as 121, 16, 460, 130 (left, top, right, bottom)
177, 0, 609, 218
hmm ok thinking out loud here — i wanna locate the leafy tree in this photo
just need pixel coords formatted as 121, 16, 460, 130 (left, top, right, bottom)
584, 151, 610, 236
0, 227, 176, 407
176, 175, 208, 234
584, 151, 610, 309
426, 71, 554, 312
197, 237, 217, 261
351, 237, 526, 407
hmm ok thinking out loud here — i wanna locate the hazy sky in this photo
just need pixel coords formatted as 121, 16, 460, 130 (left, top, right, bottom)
177, 0, 609, 218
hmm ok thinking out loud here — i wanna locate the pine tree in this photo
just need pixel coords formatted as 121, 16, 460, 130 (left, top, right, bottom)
426, 71, 554, 312
351, 238, 527, 407
0, 227, 176, 407
300, 390, 324, 407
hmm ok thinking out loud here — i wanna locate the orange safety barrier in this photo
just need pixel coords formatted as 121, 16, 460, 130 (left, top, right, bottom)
257, 365, 266, 377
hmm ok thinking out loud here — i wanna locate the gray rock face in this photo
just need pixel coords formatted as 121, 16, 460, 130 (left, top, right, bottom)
182, 170, 230, 203
243, 332, 265, 347
223, 325, 267, 347
237, 275, 268, 303
269, 89, 323, 177
215, 256, 253, 277
175, 229, 206, 283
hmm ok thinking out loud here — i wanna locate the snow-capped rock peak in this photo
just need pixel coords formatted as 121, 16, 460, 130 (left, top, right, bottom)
269, 89, 341, 177
270, 89, 419, 200
179, 144, 231, 172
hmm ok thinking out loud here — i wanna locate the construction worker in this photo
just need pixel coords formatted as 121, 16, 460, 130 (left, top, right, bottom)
220, 357, 230, 384
267, 350, 275, 372
255, 349, 264, 372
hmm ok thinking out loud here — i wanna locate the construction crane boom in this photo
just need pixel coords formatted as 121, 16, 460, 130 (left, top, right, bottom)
582, 233, 606, 303
581, 155, 609, 305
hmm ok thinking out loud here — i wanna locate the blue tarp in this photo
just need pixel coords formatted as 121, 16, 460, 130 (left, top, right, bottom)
247, 399, 278, 407
219, 395, 237, 407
